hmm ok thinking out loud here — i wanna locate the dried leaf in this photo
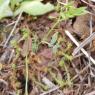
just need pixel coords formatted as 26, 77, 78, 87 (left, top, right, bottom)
39, 48, 53, 59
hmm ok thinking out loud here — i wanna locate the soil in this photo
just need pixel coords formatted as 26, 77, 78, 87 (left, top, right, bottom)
0, 1, 95, 95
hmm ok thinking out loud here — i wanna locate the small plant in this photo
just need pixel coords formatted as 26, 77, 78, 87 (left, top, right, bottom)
59, 58, 72, 87
60, 2, 87, 20
49, 32, 60, 54
11, 40, 21, 57
59, 55, 72, 67
42, 32, 61, 54
32, 34, 39, 53
49, 68, 72, 87
43, 1, 88, 40
20, 28, 30, 40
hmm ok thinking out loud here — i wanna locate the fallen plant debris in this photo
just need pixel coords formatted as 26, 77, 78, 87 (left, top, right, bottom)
0, 0, 95, 95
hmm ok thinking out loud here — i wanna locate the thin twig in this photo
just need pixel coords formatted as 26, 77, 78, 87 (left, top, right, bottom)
65, 30, 95, 65
81, 0, 95, 8
73, 53, 84, 58
71, 62, 83, 81
57, 0, 67, 5
25, 55, 28, 95
85, 91, 95, 95
89, 15, 94, 77
3, 13, 22, 48
91, 0, 95, 2
8, 49, 14, 64
42, 77, 55, 88
40, 86, 60, 95
0, 79, 8, 86
72, 63, 90, 81
73, 32, 95, 56
43, 18, 60, 41
6, 21, 16, 27
41, 76, 63, 95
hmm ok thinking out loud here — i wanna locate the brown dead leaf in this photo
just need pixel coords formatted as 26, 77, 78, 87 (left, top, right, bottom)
29, 52, 49, 72
48, 12, 59, 19
29, 52, 42, 64
39, 48, 53, 59
73, 14, 95, 39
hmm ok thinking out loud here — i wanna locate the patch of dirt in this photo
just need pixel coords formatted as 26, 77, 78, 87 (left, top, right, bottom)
1, 1, 95, 95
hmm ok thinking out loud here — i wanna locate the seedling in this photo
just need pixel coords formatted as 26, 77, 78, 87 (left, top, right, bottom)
49, 32, 60, 54
43, 1, 88, 40
20, 28, 30, 41
59, 58, 72, 87
60, 2, 87, 20
32, 34, 39, 53
11, 40, 20, 57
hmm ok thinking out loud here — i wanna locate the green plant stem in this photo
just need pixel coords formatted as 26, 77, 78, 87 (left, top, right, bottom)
63, 62, 72, 87
43, 18, 61, 41
42, 4, 63, 42
25, 55, 28, 95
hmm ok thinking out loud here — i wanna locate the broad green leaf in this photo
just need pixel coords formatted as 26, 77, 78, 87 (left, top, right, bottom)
14, 1, 54, 16
0, 0, 13, 19
73, 7, 87, 16
0, 0, 3, 4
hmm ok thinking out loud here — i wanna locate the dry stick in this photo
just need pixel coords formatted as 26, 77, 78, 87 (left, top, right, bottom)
40, 86, 60, 95
71, 62, 83, 81
81, 0, 95, 8
85, 91, 95, 95
73, 15, 94, 56
91, 0, 95, 2
3, 13, 22, 48
8, 49, 14, 64
65, 30, 95, 65
73, 53, 84, 58
41, 77, 63, 95
73, 32, 95, 56
6, 21, 16, 27
89, 15, 94, 77
42, 77, 55, 88
72, 64, 90, 81
0, 79, 8, 86
57, 0, 66, 5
